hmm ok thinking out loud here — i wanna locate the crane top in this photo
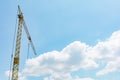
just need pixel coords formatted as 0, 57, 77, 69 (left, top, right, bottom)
18, 5, 37, 55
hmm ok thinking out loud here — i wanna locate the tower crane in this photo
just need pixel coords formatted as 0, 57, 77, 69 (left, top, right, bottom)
11, 5, 36, 80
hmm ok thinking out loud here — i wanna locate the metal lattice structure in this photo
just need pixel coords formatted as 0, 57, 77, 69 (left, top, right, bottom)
11, 5, 36, 80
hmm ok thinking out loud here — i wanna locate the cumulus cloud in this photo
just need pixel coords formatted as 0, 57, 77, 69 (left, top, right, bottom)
74, 76, 94, 80
22, 30, 120, 79
23, 41, 97, 80
95, 30, 120, 76
96, 57, 120, 76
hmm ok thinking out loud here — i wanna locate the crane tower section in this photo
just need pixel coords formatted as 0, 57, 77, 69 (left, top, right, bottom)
11, 5, 36, 80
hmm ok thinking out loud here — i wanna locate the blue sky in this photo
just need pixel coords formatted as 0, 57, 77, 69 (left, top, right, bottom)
1, 0, 120, 80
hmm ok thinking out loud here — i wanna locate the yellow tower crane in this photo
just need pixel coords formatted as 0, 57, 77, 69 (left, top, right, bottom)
11, 5, 36, 80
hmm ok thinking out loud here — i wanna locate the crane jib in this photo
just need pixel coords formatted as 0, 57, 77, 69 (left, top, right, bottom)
11, 5, 36, 80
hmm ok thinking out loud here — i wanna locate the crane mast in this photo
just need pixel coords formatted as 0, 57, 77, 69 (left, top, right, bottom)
11, 5, 36, 80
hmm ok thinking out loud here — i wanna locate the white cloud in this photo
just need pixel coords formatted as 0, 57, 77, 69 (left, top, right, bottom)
76, 78, 94, 80
5, 71, 11, 78
87, 30, 120, 60
44, 74, 94, 80
23, 41, 97, 80
22, 30, 120, 79
96, 57, 120, 76
74, 76, 94, 80
44, 73, 72, 80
